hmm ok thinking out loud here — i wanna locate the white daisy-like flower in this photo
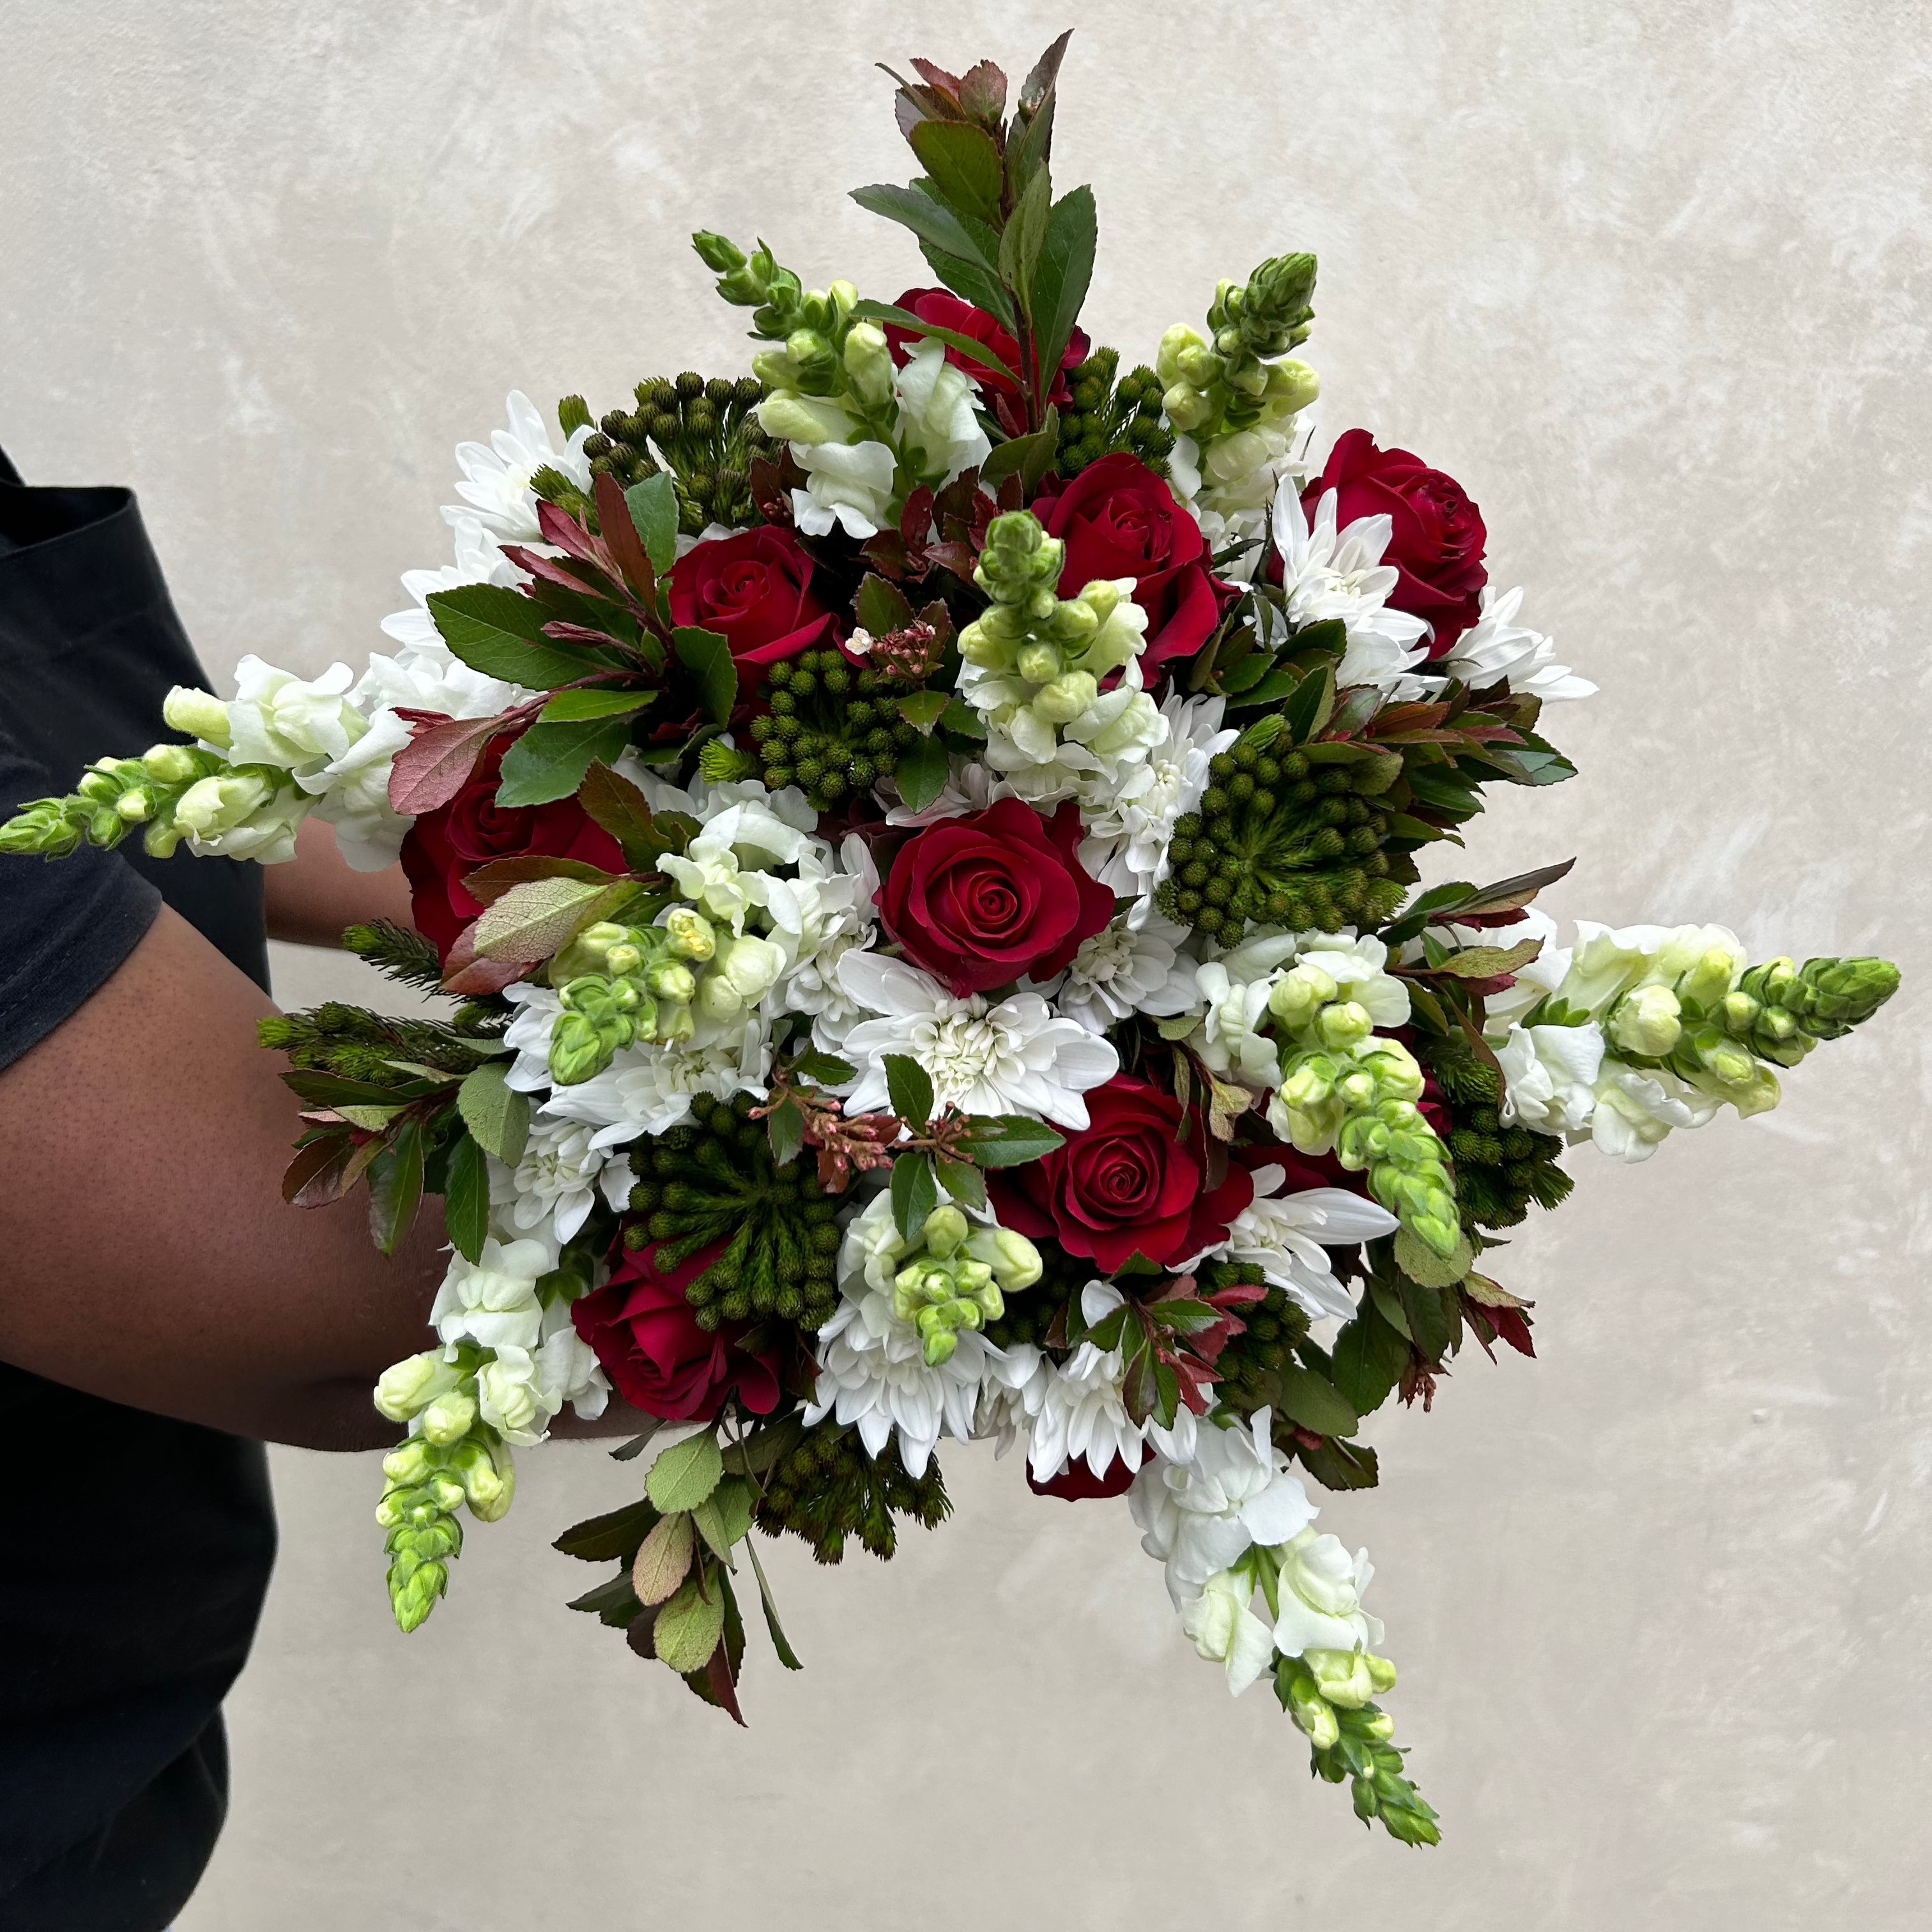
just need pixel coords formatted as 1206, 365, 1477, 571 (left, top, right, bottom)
1203, 1165, 1399, 1322
443, 390, 594, 544
836, 953, 1118, 1130
503, 1115, 634, 1245
804, 1193, 992, 1476
776, 834, 878, 1034
1270, 478, 1432, 698
1426, 584, 1595, 703
1022, 1282, 1147, 1483
379, 513, 525, 659
1035, 908, 1199, 1036
1077, 689, 1239, 899
1128, 1407, 1318, 1608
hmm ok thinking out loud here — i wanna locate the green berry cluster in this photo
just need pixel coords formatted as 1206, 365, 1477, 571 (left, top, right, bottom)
1202, 1263, 1314, 1416
747, 648, 921, 813
753, 1426, 951, 1565
1055, 348, 1174, 479
1445, 1106, 1572, 1232
623, 1092, 841, 1330
1156, 742, 1404, 942
572, 373, 770, 535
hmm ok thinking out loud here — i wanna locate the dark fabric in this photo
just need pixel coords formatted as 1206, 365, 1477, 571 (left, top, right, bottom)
0, 445, 278, 1927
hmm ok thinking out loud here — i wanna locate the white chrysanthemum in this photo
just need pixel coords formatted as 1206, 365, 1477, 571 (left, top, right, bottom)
443, 390, 594, 543
1203, 1166, 1399, 1322
836, 954, 1117, 1130
805, 1194, 992, 1476
380, 514, 525, 658
537, 1021, 772, 1151
503, 1116, 634, 1245
1077, 690, 1239, 898
776, 834, 878, 1034
1271, 478, 1431, 698
1129, 1408, 1319, 1608
1022, 1283, 1148, 1483
1427, 585, 1595, 703
1037, 909, 1199, 1036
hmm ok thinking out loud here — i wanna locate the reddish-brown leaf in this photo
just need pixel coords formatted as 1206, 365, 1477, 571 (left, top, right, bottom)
440, 918, 530, 995
283, 1134, 353, 1208
387, 710, 517, 815
594, 471, 657, 608
703, 1639, 747, 1727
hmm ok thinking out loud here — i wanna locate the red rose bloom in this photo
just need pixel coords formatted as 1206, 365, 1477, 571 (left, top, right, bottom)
571, 1239, 783, 1424
1032, 452, 1222, 681
399, 730, 624, 957
878, 796, 1114, 999
882, 287, 1089, 406
666, 525, 832, 675
1301, 429, 1487, 654
990, 1076, 1256, 1275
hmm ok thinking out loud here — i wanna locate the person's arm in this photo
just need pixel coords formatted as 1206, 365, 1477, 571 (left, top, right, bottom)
0, 903, 642, 1450
264, 813, 417, 947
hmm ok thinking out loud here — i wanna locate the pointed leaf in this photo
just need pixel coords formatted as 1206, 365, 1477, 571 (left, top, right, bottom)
855, 572, 916, 636
998, 164, 1052, 312
1030, 186, 1096, 386
457, 1059, 530, 1165
461, 854, 622, 906
672, 627, 739, 726
893, 732, 949, 812
954, 1115, 1066, 1167
1284, 664, 1336, 743
472, 876, 616, 963
426, 583, 596, 689
578, 760, 680, 870
884, 1054, 935, 1130
850, 185, 1000, 277
443, 1130, 490, 1262
1275, 1363, 1361, 1440
896, 690, 951, 735
891, 1151, 940, 1241
631, 1511, 697, 1606
494, 715, 634, 808
367, 1114, 425, 1256
1443, 858, 1575, 921
646, 1430, 724, 1513
282, 1132, 353, 1209
977, 407, 1060, 492
919, 242, 1016, 328
537, 687, 656, 723
624, 472, 680, 575
746, 1537, 804, 1671
908, 119, 1004, 227
849, 297, 1022, 390
555, 1494, 659, 1561
652, 1575, 726, 1675
1419, 938, 1543, 981
933, 1156, 986, 1211
387, 710, 516, 815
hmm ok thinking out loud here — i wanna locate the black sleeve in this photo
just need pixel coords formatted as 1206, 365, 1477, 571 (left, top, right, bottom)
0, 729, 162, 1073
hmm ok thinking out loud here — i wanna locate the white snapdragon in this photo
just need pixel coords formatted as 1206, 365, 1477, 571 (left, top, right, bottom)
428, 1237, 552, 1352
444, 390, 594, 543
804, 1192, 993, 1476
770, 835, 878, 1033
172, 769, 312, 863
836, 953, 1118, 1130
1078, 690, 1238, 898
1130, 1409, 1318, 1609
1494, 1020, 1606, 1135
476, 1310, 609, 1448
225, 657, 369, 778
1272, 1527, 1384, 1659
1190, 931, 1303, 1087
1183, 1567, 1279, 1696
790, 440, 898, 540
659, 797, 815, 937
1206, 1165, 1399, 1322
1270, 479, 1431, 698
1590, 1064, 1719, 1162
893, 337, 990, 486
1039, 909, 1199, 1036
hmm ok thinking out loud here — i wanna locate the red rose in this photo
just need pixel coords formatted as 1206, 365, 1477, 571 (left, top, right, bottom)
1301, 429, 1487, 654
990, 1076, 1255, 1275
571, 1238, 783, 1424
1032, 453, 1222, 681
1027, 1459, 1140, 1502
882, 287, 1089, 406
878, 796, 1115, 999
399, 730, 624, 957
666, 525, 832, 676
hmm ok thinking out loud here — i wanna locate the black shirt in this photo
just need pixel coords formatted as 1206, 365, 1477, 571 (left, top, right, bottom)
0, 445, 277, 1930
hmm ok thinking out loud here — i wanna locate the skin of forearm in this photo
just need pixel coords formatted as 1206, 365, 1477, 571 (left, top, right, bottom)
264, 815, 416, 947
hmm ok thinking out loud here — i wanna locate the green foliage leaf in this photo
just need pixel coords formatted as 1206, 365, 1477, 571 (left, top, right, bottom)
692, 1476, 755, 1562
671, 626, 739, 726
896, 690, 951, 735
893, 732, 950, 812
884, 1053, 935, 1130
367, 1113, 425, 1257
933, 1156, 986, 1211
956, 1114, 1066, 1167
891, 1151, 940, 1241
496, 715, 634, 807
647, 1431, 724, 1514
630, 1511, 696, 1606
1274, 1363, 1361, 1440
457, 1059, 530, 1165
719, 1414, 804, 1478
918, 240, 1015, 328
849, 296, 1022, 390
442, 1130, 490, 1263
652, 1575, 726, 1675
554, 1495, 660, 1562
1029, 185, 1097, 394
907, 119, 1004, 227
998, 163, 1051, 311
577, 760, 684, 871
1445, 859, 1576, 921
1332, 1303, 1411, 1418
426, 583, 597, 689
1283, 664, 1336, 744
472, 875, 623, 963
939, 697, 987, 740
566, 1571, 643, 1627
745, 1537, 804, 1671
624, 472, 680, 574
1395, 1227, 1475, 1291
790, 1049, 857, 1085
1294, 1435, 1381, 1492
765, 1095, 805, 1168
855, 572, 916, 637
1392, 1269, 1457, 1361
977, 406, 1061, 493
851, 184, 1000, 275
1420, 938, 1543, 981
537, 687, 656, 723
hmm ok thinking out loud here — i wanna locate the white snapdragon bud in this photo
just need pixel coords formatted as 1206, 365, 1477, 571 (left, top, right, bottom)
843, 321, 895, 407
1272, 1527, 1385, 1659
964, 1226, 1043, 1293
696, 933, 786, 1019
141, 742, 201, 784
418, 1385, 478, 1447
374, 1351, 461, 1423
1607, 983, 1682, 1057
664, 907, 717, 962
1268, 962, 1339, 1032
1034, 671, 1098, 725
477, 1356, 544, 1441
162, 686, 233, 748
174, 772, 270, 838
1314, 1000, 1374, 1050
1302, 1646, 1398, 1710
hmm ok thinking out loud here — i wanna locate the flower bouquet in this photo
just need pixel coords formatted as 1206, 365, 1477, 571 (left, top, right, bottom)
4, 35, 1899, 1845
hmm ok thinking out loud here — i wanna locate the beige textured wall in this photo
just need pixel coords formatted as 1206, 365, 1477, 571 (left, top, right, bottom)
6, 1, 1930, 1924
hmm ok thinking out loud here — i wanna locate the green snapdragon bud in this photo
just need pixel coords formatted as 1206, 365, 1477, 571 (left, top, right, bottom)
374, 1351, 461, 1423
0, 797, 83, 857
1608, 983, 1683, 1057
691, 229, 747, 275
141, 742, 201, 784
1788, 956, 1901, 1032
418, 1385, 477, 1447
1280, 1660, 1341, 1750
452, 1434, 516, 1522
381, 1438, 442, 1487
388, 1556, 448, 1634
